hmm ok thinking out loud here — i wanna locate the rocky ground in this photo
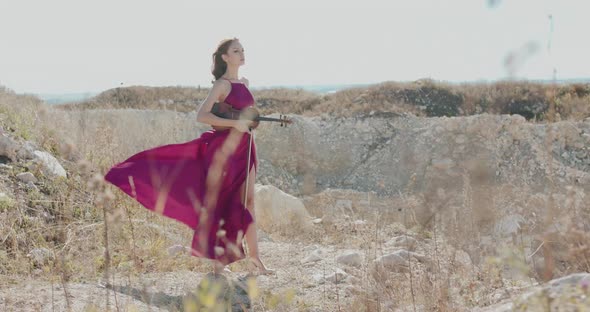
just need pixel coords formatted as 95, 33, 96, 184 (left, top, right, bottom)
2, 225, 589, 311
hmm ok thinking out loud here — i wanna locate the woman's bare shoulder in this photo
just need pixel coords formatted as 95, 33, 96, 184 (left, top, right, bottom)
211, 79, 232, 93
240, 77, 250, 87
212, 78, 232, 87
208, 79, 231, 102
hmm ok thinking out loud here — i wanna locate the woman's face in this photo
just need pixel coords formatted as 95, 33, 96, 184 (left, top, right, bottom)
223, 40, 245, 66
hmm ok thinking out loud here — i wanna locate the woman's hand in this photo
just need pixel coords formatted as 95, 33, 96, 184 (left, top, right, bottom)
234, 119, 253, 133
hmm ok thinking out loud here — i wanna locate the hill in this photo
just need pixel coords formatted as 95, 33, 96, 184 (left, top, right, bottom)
53, 79, 590, 122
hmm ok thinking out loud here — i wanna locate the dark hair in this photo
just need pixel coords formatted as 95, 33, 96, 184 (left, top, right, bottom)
211, 37, 238, 83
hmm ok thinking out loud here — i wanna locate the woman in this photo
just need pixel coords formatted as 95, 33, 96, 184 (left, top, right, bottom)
104, 37, 274, 275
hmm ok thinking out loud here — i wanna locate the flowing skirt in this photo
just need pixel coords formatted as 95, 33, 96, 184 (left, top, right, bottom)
104, 129, 256, 265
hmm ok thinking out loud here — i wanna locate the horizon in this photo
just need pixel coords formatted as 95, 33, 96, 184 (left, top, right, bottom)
27, 77, 590, 105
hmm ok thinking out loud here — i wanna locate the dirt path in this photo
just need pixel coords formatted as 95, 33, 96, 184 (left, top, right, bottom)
0, 240, 362, 311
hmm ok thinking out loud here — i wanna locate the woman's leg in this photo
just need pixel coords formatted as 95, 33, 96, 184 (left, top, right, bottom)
241, 165, 259, 257
241, 165, 273, 273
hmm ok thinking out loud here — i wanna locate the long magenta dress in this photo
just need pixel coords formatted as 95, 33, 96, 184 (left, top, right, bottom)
104, 78, 257, 265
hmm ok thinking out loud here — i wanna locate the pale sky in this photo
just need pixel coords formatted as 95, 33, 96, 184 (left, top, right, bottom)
0, 0, 588, 94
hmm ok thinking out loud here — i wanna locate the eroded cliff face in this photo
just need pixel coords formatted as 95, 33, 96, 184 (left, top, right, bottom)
256, 113, 589, 269
56, 109, 590, 198
255, 113, 590, 198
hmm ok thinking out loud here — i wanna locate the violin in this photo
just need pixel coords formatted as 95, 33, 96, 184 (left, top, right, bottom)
210, 101, 292, 131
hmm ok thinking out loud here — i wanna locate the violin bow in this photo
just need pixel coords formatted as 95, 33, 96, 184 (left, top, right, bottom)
255, 114, 293, 127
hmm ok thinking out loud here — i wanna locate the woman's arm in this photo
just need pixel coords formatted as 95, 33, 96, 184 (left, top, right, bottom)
196, 80, 238, 128
196, 80, 253, 132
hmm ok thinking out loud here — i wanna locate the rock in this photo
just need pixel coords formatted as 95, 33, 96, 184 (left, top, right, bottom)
17, 141, 37, 160
312, 273, 325, 284
0, 136, 18, 161
325, 268, 348, 284
303, 189, 397, 222
372, 249, 427, 274
455, 134, 466, 144
336, 251, 363, 267
301, 249, 326, 264
481, 273, 590, 312
372, 252, 408, 273
32, 151, 67, 178
25, 182, 39, 192
0, 164, 12, 171
387, 249, 427, 262
27, 248, 54, 266
386, 236, 418, 251
453, 249, 473, 269
254, 184, 312, 233
16, 172, 37, 183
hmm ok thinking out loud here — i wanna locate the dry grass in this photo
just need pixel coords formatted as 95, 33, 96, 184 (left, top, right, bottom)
1, 83, 589, 311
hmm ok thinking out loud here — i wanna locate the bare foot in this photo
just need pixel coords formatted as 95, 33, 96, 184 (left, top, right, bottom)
248, 257, 275, 275
213, 261, 232, 274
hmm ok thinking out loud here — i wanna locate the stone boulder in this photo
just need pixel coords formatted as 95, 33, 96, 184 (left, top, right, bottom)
0, 135, 18, 161
474, 273, 590, 312
31, 151, 67, 179
254, 184, 312, 233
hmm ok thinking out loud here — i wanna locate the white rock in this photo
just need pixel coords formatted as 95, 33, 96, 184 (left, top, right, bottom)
32, 151, 67, 178
336, 251, 363, 267
254, 184, 312, 232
